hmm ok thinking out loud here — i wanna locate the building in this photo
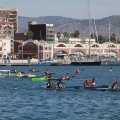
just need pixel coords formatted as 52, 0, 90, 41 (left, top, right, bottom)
0, 20, 14, 58
18, 39, 52, 60
0, 8, 18, 33
28, 22, 54, 42
17, 38, 120, 62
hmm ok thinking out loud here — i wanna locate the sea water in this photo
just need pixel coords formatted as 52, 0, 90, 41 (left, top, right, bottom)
0, 65, 120, 120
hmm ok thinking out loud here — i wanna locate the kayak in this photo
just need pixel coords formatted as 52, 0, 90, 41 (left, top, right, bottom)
32, 78, 60, 82
0, 70, 10, 72
0, 73, 15, 76
37, 85, 110, 90
0, 75, 5, 78
14, 74, 36, 78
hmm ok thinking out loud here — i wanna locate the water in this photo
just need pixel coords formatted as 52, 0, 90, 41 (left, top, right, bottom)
0, 65, 120, 120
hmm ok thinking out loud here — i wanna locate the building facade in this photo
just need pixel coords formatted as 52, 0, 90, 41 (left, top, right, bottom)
0, 20, 14, 58
0, 8, 18, 33
17, 38, 120, 62
28, 22, 54, 42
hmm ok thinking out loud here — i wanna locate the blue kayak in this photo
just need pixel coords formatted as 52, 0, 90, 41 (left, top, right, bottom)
36, 85, 111, 91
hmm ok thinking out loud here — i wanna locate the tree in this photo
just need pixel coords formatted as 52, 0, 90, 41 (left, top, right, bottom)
57, 32, 61, 39
110, 33, 116, 43
26, 31, 34, 39
70, 30, 80, 37
98, 35, 106, 44
91, 33, 98, 42
63, 32, 70, 38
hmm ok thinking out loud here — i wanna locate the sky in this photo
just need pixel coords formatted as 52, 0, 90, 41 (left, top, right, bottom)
0, 0, 120, 19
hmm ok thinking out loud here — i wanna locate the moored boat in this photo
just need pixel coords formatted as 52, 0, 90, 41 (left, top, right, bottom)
71, 61, 101, 66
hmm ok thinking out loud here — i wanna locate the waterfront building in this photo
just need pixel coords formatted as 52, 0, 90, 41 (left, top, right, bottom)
0, 8, 18, 33
18, 39, 52, 60
28, 22, 54, 42
17, 37, 120, 61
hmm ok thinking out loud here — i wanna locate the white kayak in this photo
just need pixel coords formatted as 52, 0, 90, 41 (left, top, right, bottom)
0, 70, 10, 72
14, 74, 36, 78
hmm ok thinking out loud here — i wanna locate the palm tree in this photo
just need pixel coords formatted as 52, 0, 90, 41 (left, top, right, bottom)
57, 32, 61, 39
26, 31, 34, 39
110, 33, 116, 43
63, 32, 70, 38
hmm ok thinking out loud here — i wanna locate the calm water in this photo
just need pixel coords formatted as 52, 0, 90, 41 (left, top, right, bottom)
0, 65, 120, 120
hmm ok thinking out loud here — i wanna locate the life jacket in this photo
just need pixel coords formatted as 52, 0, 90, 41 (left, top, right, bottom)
76, 69, 80, 73
84, 81, 91, 86
91, 81, 96, 86
111, 83, 118, 89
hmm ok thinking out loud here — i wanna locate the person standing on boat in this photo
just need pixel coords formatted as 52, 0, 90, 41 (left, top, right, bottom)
91, 78, 96, 86
111, 81, 119, 89
84, 80, 91, 86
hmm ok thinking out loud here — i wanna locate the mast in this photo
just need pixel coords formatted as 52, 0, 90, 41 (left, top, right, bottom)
109, 22, 111, 61
116, 28, 118, 61
88, 0, 91, 60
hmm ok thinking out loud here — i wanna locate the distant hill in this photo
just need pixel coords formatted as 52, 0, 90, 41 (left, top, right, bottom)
18, 15, 120, 39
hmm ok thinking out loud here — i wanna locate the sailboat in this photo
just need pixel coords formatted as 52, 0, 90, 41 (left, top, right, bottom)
101, 23, 120, 66
71, 0, 101, 66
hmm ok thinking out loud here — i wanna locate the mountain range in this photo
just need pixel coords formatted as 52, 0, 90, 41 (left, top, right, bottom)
18, 15, 120, 39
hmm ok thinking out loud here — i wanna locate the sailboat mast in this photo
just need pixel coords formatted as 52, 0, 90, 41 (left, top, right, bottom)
88, 0, 91, 60
109, 22, 111, 61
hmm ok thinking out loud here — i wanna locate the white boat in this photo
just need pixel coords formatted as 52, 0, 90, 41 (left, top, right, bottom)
31, 58, 54, 66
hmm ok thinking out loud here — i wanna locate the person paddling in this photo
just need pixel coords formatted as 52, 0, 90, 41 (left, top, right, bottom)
84, 80, 91, 86
76, 69, 80, 74
65, 73, 71, 80
46, 80, 55, 88
91, 78, 96, 86
57, 78, 66, 88
30, 68, 36, 72
111, 81, 119, 89
109, 67, 113, 72
45, 69, 50, 76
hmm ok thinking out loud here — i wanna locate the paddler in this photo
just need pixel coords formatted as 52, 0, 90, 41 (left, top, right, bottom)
91, 78, 96, 86
84, 80, 91, 86
45, 69, 50, 76
56, 78, 66, 88
111, 81, 119, 89
42, 73, 47, 78
65, 73, 70, 80
48, 73, 52, 78
31, 68, 36, 72
76, 69, 80, 74
46, 80, 55, 88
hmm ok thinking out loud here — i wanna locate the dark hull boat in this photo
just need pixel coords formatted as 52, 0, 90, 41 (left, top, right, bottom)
71, 61, 101, 66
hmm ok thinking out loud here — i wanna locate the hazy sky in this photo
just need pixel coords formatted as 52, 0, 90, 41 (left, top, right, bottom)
0, 0, 120, 19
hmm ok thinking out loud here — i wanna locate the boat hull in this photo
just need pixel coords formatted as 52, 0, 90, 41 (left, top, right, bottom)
71, 61, 101, 66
